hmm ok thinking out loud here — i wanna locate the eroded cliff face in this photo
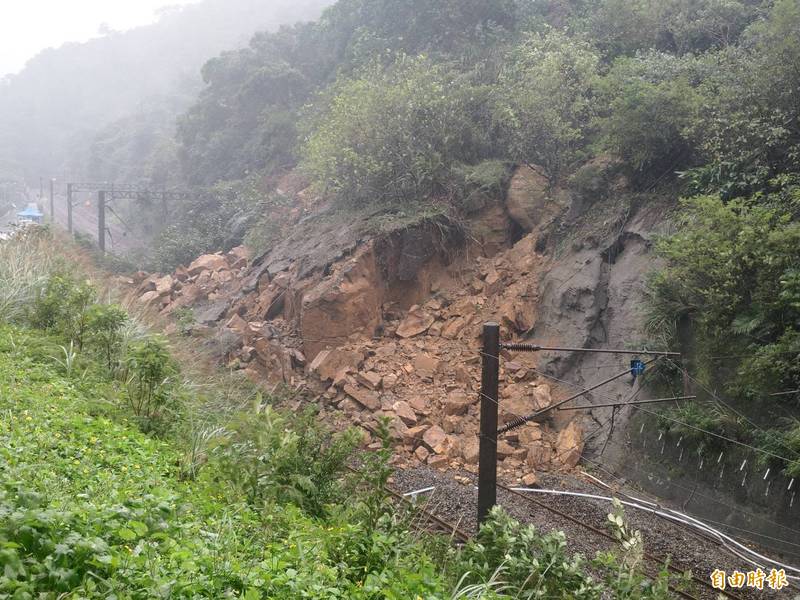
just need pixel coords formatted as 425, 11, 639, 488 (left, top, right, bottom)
528, 162, 673, 462
124, 159, 667, 482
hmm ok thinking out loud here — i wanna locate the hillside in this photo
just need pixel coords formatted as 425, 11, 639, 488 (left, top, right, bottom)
4, 0, 800, 593
95, 0, 800, 565
0, 229, 722, 598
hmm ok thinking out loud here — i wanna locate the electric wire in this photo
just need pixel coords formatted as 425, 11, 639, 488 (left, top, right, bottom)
666, 357, 800, 462
524, 362, 800, 466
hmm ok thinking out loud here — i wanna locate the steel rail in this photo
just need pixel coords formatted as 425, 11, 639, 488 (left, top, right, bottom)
496, 482, 740, 600
345, 465, 470, 543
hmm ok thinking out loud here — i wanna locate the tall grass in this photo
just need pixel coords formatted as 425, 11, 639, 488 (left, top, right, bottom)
0, 229, 61, 323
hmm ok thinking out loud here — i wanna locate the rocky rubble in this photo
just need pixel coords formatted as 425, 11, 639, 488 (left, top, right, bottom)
125, 167, 588, 484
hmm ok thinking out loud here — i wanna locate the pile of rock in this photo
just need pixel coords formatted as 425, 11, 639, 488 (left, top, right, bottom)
133, 247, 250, 318
126, 181, 586, 483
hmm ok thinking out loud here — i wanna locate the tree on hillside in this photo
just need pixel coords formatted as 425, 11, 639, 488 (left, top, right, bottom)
582, 0, 762, 57
595, 52, 701, 181
301, 56, 490, 206
688, 0, 800, 197
494, 30, 600, 183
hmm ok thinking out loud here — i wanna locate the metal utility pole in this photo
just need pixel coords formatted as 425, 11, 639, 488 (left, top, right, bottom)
49, 179, 55, 221
98, 190, 106, 252
66, 183, 73, 233
478, 322, 500, 525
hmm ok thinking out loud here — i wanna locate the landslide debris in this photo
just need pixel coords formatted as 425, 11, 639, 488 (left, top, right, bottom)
123, 167, 591, 484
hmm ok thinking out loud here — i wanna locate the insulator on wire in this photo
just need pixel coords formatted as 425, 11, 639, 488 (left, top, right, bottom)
763, 468, 770, 480
717, 452, 724, 463
740, 459, 747, 471
678, 448, 684, 461
765, 480, 771, 497
789, 478, 795, 491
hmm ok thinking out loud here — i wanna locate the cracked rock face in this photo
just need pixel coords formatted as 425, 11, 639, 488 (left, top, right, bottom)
530, 189, 670, 463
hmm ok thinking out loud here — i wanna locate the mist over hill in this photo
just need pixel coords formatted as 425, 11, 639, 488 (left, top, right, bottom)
0, 0, 332, 184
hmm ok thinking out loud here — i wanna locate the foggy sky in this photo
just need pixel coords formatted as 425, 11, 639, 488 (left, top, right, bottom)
0, 0, 200, 77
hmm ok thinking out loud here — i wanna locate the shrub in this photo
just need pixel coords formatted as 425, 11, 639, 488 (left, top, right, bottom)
452, 505, 682, 599
122, 337, 180, 433
451, 160, 513, 213
454, 506, 601, 598
596, 54, 700, 180
647, 192, 800, 396
494, 29, 601, 183
29, 274, 96, 349
149, 178, 261, 271
213, 405, 359, 517
85, 304, 128, 370
301, 55, 489, 207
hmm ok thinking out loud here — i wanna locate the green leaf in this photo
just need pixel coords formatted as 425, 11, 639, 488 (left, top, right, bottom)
129, 521, 148, 536
117, 528, 137, 541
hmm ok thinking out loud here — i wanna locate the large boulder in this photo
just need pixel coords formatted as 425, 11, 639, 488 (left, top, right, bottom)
195, 301, 229, 325
466, 202, 512, 257
300, 245, 382, 360
555, 420, 584, 469
187, 253, 229, 276
343, 384, 380, 411
505, 165, 561, 234
154, 275, 174, 296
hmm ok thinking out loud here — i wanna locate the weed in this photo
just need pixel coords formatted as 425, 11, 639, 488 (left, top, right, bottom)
51, 340, 79, 378
213, 405, 359, 517
122, 337, 180, 433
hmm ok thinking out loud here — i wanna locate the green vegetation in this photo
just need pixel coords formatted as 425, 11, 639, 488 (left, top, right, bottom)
302, 56, 487, 207
0, 232, 683, 598
6, 0, 799, 550
647, 186, 800, 475
494, 30, 600, 183
152, 0, 798, 267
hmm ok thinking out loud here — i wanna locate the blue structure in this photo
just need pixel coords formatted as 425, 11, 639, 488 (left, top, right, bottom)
17, 204, 44, 225
630, 358, 646, 381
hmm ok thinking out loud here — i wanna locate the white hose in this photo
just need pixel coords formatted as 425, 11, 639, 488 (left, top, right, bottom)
581, 471, 800, 577
510, 487, 800, 581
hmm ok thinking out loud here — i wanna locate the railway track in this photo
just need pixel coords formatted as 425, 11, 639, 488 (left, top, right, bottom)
349, 465, 723, 600
496, 482, 739, 600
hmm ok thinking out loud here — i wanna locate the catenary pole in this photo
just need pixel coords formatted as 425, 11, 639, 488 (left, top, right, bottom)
478, 322, 500, 525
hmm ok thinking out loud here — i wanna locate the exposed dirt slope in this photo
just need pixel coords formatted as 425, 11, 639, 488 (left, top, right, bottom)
123, 159, 671, 483
122, 165, 628, 483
